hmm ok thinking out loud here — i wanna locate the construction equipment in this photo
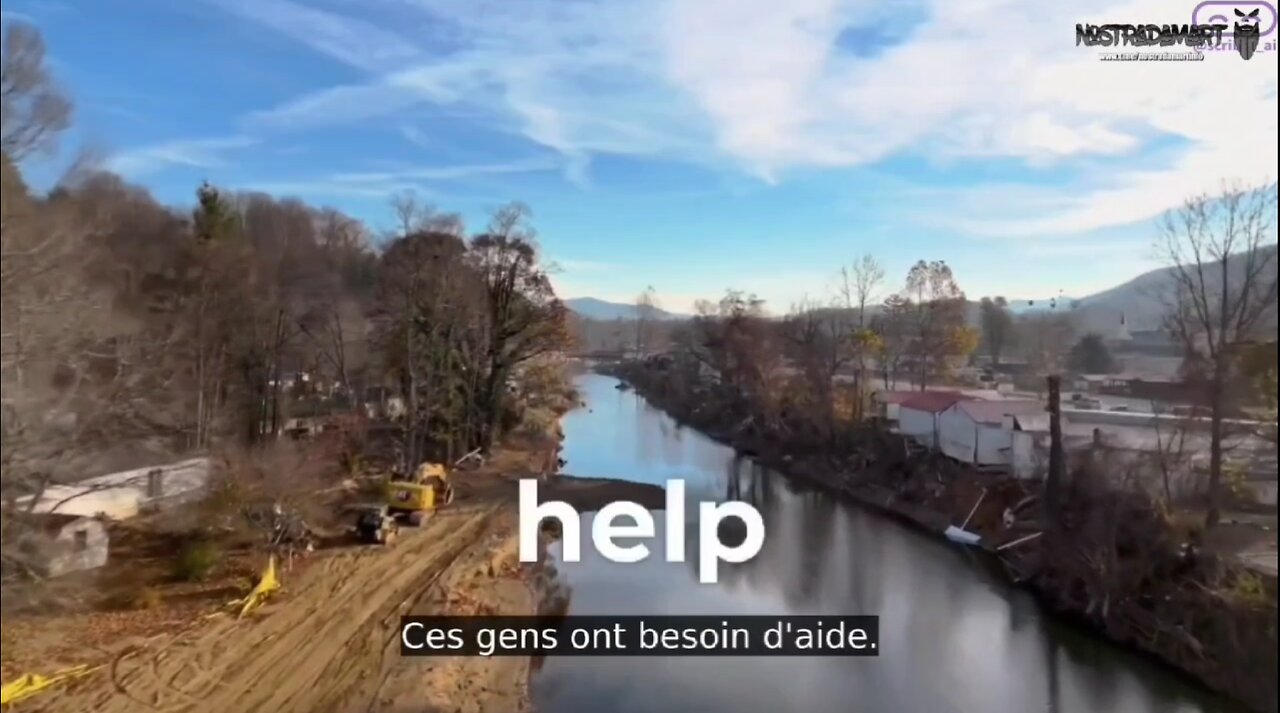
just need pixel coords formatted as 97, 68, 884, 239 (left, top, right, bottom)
385, 461, 455, 522
353, 504, 400, 545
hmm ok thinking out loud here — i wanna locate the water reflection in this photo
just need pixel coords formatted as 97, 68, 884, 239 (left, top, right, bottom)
539, 374, 1240, 713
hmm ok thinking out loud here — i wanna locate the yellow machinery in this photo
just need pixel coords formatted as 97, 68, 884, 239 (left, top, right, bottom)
386, 462, 455, 519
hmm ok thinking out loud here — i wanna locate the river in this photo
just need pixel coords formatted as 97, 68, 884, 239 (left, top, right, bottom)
530, 373, 1242, 713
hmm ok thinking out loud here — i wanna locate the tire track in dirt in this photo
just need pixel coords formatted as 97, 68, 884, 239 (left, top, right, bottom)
339, 509, 536, 713
31, 506, 497, 713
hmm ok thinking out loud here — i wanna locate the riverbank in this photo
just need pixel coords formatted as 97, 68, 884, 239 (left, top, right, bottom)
605, 364, 1277, 713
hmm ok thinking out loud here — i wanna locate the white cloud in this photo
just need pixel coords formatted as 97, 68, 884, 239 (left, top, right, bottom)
208, 0, 420, 72
227, 0, 1276, 234
106, 136, 258, 177
238, 159, 559, 200
239, 180, 419, 200
244, 81, 425, 128
329, 158, 561, 183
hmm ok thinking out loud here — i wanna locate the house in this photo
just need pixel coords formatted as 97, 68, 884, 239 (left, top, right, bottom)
898, 391, 969, 449
19, 458, 211, 519
937, 400, 1044, 469
24, 514, 110, 577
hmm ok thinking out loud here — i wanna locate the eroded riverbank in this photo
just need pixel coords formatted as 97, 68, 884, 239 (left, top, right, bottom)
583, 368, 1272, 713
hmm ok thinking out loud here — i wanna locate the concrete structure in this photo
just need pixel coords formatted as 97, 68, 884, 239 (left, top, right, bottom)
28, 514, 110, 577
938, 400, 1044, 469
20, 458, 211, 520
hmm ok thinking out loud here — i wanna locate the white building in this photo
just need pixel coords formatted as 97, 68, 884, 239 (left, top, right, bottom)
26, 514, 110, 577
19, 458, 211, 519
898, 391, 968, 449
938, 400, 1044, 469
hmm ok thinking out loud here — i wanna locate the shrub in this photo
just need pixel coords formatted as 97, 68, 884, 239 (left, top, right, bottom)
173, 540, 222, 582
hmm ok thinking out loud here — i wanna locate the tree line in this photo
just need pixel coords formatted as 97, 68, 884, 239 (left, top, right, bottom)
628, 184, 1276, 529
0, 23, 571, 539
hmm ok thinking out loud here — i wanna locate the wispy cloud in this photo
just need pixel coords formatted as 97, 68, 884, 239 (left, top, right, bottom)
223, 0, 1275, 234
239, 158, 560, 201
330, 158, 561, 183
207, 0, 420, 72
244, 80, 425, 129
2, 0, 72, 23
106, 136, 259, 177
238, 180, 428, 200
1, 10, 36, 23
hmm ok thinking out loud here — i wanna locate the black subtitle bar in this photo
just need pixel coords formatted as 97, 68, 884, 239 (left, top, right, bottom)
399, 615, 880, 657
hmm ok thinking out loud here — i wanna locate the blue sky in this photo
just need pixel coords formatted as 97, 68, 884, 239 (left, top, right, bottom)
5, 0, 1277, 313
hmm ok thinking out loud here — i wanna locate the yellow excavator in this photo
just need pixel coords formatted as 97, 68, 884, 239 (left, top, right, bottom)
385, 461, 455, 525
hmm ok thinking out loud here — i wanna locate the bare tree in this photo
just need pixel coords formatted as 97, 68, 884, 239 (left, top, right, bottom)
0, 165, 191, 582
839, 254, 885, 329
872, 293, 912, 390
1, 23, 72, 161
838, 255, 884, 420
1159, 180, 1278, 528
1020, 312, 1075, 384
634, 285, 659, 356
903, 260, 968, 390
979, 296, 1014, 367
388, 190, 434, 238
470, 203, 570, 451
783, 298, 849, 438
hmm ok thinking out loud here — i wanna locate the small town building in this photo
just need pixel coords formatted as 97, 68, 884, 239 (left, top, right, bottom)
19, 458, 210, 519
26, 514, 110, 578
938, 400, 1044, 469
898, 391, 969, 449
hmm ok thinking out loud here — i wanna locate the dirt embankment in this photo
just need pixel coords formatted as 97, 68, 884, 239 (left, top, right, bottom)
608, 365, 1278, 713
6, 454, 662, 713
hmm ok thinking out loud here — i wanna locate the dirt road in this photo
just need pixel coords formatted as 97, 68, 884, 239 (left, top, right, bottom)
18, 471, 663, 713
30, 504, 532, 713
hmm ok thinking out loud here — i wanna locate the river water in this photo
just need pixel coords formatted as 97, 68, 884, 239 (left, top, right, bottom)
530, 373, 1243, 713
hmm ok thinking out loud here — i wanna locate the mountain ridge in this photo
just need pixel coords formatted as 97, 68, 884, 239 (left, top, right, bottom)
565, 245, 1278, 331
564, 297, 686, 321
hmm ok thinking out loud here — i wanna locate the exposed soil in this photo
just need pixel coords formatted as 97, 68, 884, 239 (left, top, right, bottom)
3, 450, 663, 713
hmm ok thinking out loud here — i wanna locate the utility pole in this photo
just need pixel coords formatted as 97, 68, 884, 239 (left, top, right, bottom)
1045, 374, 1064, 527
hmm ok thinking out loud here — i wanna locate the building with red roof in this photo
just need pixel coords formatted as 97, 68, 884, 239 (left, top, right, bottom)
897, 390, 972, 449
